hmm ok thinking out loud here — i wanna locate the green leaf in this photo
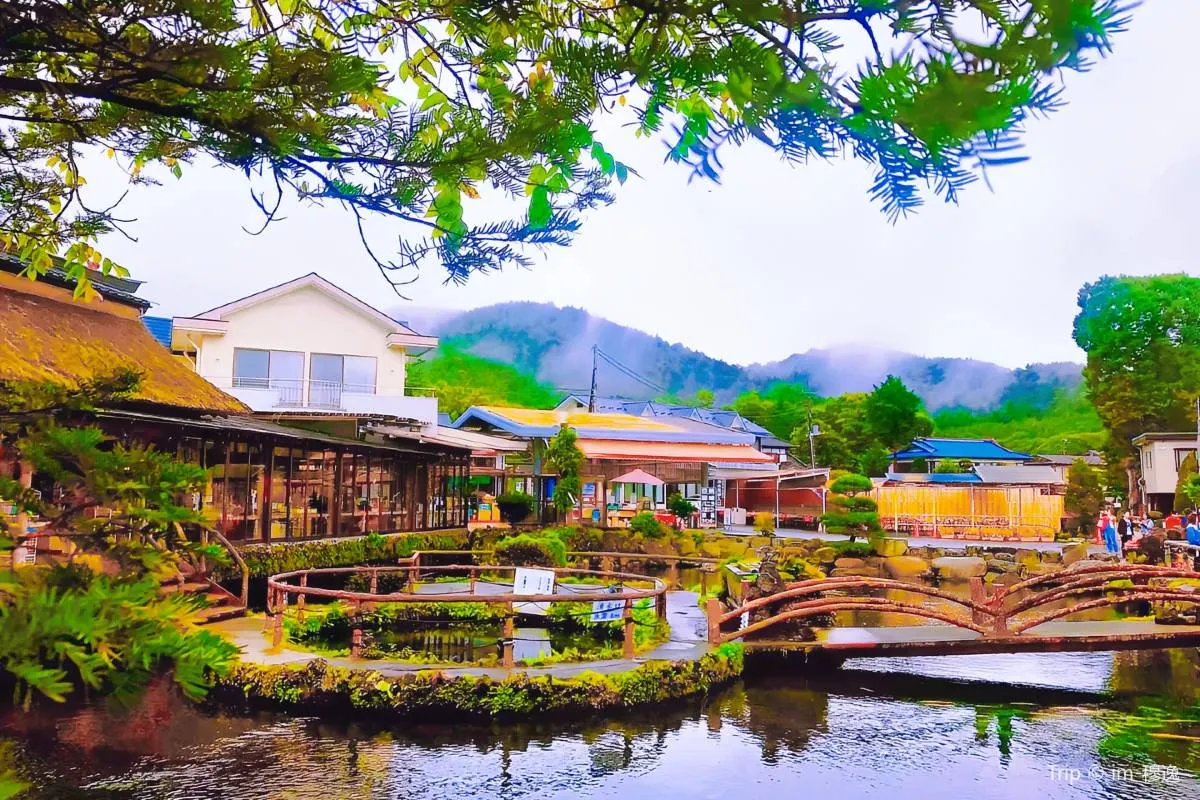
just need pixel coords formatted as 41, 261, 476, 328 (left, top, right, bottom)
528, 185, 552, 229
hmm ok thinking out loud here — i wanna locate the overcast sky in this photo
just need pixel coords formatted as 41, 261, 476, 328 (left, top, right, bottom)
95, 1, 1195, 371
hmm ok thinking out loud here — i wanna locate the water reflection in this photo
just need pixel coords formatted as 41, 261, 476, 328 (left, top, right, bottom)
4, 649, 1200, 799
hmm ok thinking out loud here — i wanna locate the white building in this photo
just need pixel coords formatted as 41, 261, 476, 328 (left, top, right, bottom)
171, 273, 438, 425
1132, 432, 1200, 513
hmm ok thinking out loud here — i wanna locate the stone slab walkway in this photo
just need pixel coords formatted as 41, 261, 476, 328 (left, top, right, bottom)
208, 590, 710, 680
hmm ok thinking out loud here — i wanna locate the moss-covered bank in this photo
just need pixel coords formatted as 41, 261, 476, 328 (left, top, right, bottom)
215, 531, 471, 581
210, 644, 743, 720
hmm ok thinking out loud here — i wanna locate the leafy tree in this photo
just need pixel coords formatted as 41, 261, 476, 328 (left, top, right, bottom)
858, 444, 892, 478
407, 346, 559, 418
821, 474, 882, 543
667, 492, 697, 521
1175, 452, 1197, 514
910, 456, 930, 473
0, 371, 237, 707
932, 387, 1106, 455
546, 426, 584, 517
864, 375, 932, 451
1, 1, 1132, 290
1074, 275, 1200, 496
629, 511, 668, 540
1065, 458, 1104, 533
934, 458, 968, 474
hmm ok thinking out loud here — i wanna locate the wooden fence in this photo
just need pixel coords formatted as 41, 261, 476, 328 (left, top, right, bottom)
872, 484, 1064, 541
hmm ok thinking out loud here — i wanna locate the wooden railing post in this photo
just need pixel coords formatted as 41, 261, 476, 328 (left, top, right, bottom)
600, 555, 613, 574
969, 577, 987, 627
406, 554, 419, 592
263, 587, 274, 632
502, 602, 514, 667
369, 569, 378, 595
655, 588, 667, 620
623, 598, 635, 659
272, 590, 284, 648
469, 566, 477, 594
351, 628, 363, 658
297, 574, 307, 622
700, 568, 709, 597
706, 597, 722, 644
667, 560, 679, 588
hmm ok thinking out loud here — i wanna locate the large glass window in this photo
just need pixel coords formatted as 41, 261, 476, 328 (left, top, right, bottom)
310, 353, 377, 395
234, 349, 304, 405
233, 349, 269, 388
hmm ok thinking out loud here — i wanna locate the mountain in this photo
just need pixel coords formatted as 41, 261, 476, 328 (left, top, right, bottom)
398, 301, 1081, 411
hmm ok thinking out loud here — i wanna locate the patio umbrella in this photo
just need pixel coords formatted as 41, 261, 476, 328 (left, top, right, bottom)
609, 468, 664, 485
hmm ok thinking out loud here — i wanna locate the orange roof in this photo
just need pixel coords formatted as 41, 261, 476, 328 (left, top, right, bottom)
477, 406, 678, 431
575, 439, 776, 463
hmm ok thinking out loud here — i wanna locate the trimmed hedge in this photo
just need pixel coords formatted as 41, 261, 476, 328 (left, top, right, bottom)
215, 531, 469, 580
211, 643, 743, 720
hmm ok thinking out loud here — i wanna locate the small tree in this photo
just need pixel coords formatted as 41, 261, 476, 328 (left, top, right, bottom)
1175, 451, 1198, 513
858, 445, 891, 477
821, 474, 882, 543
934, 458, 969, 474
495, 492, 535, 527
667, 492, 697, 524
546, 427, 585, 520
1065, 459, 1104, 534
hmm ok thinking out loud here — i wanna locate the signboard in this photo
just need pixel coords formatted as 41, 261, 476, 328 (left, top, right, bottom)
512, 567, 556, 616
700, 488, 718, 525
590, 599, 624, 623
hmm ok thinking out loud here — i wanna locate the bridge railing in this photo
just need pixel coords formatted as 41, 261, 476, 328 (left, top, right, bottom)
266, 561, 667, 665
709, 563, 1200, 645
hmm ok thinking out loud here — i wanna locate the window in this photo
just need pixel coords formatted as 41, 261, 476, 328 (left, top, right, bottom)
233, 349, 304, 401
1175, 448, 1195, 471
309, 354, 377, 394
1143, 450, 1153, 471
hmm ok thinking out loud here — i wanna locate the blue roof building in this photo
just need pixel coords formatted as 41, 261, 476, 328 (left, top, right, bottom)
141, 315, 173, 349
891, 437, 1031, 464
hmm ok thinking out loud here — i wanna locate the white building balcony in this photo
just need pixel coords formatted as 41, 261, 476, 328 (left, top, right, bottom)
204, 377, 438, 425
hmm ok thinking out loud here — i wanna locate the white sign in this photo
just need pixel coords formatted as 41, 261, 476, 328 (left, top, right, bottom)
701, 488, 718, 524
513, 567, 556, 616
590, 599, 624, 623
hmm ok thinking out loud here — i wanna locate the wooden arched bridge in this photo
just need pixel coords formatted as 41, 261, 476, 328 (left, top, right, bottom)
707, 563, 1200, 657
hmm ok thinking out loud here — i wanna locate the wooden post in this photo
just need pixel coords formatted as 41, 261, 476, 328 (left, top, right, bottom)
601, 555, 613, 574
351, 628, 363, 658
655, 589, 667, 620
667, 560, 679, 588
502, 602, 514, 667
406, 554, 419, 592
272, 595, 284, 648
369, 570, 378, 595
622, 598, 635, 659
700, 568, 709, 597
469, 566, 477, 594
969, 577, 986, 626
706, 597, 722, 644
297, 574, 307, 622
263, 588, 274, 632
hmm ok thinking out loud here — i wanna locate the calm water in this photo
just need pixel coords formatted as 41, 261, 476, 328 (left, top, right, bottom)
4, 648, 1200, 799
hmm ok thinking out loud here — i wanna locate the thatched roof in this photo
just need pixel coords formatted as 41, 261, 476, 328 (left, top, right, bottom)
0, 278, 247, 414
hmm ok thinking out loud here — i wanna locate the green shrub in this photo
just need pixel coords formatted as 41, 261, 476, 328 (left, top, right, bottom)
494, 531, 567, 566
496, 491, 536, 525
216, 531, 469, 580
555, 526, 603, 552
831, 541, 875, 558
667, 493, 697, 520
753, 512, 775, 535
629, 511, 669, 539
829, 474, 873, 495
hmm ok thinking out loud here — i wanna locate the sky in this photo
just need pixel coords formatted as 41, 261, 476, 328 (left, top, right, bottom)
93, 1, 1197, 371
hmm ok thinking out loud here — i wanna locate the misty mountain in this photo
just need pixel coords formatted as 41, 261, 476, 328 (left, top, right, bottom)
399, 301, 1081, 411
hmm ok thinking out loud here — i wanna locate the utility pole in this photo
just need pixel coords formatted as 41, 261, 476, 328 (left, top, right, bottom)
588, 344, 598, 413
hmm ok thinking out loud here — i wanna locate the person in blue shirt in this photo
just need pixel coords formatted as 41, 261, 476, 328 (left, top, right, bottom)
1103, 513, 1121, 556
1186, 514, 1200, 546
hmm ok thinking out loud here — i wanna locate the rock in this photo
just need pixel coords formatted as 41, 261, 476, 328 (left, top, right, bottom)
813, 547, 838, 563
830, 566, 883, 578
866, 556, 886, 569
884, 555, 932, 579
990, 552, 1015, 562
986, 559, 1022, 574
1042, 550, 1062, 564
834, 557, 867, 570
1066, 558, 1112, 571
990, 547, 1017, 555
1062, 542, 1089, 565
986, 572, 1023, 587
1015, 549, 1041, 568
931, 556, 988, 580
874, 538, 908, 557
700, 542, 722, 559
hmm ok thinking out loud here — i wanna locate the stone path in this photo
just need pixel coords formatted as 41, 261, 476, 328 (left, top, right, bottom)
209, 590, 710, 679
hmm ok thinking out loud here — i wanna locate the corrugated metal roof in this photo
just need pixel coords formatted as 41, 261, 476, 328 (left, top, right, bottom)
891, 437, 1030, 462
370, 423, 527, 453
973, 464, 1064, 485
141, 315, 173, 348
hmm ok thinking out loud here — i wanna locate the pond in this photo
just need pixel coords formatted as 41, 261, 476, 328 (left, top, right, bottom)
4, 647, 1200, 799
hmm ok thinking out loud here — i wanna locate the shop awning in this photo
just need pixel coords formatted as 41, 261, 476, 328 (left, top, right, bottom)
575, 439, 775, 464
609, 468, 665, 485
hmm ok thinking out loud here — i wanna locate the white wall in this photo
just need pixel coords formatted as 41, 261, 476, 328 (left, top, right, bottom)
1141, 439, 1198, 495
196, 285, 406, 392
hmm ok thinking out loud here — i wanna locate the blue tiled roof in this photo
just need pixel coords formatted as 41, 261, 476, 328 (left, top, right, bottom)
891, 437, 1030, 462
141, 315, 172, 348
887, 472, 982, 484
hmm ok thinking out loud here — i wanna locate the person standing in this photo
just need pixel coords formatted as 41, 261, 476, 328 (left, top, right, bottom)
1103, 513, 1121, 557
1118, 512, 1131, 548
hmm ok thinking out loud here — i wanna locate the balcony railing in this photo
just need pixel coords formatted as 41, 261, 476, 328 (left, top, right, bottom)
206, 376, 437, 424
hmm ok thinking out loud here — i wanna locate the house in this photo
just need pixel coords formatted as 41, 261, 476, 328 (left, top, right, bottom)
555, 395, 794, 462
171, 272, 438, 425
0, 262, 476, 545
890, 437, 1031, 472
1132, 432, 1199, 513
452, 405, 773, 525
875, 464, 1065, 542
